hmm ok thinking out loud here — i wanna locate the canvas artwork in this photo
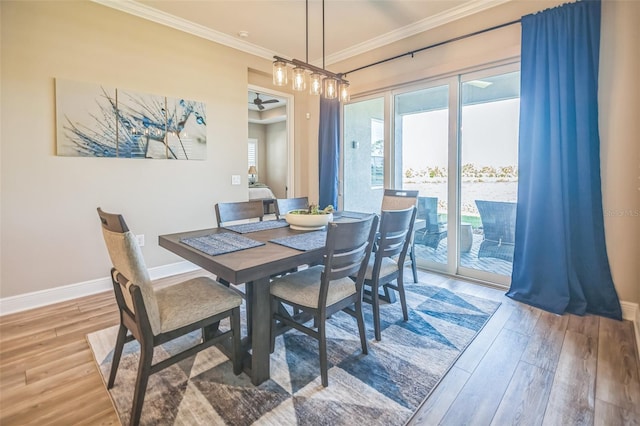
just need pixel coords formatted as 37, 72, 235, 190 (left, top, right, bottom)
55, 79, 206, 159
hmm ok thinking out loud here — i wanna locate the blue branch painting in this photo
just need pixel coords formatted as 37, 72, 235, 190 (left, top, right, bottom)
56, 79, 206, 159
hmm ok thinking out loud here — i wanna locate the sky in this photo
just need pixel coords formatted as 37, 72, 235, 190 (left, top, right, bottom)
402, 98, 519, 170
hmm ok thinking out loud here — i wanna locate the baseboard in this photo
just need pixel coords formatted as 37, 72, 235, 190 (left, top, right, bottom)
621, 300, 640, 359
0, 261, 200, 316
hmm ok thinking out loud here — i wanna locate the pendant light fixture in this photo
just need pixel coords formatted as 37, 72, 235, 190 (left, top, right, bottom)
272, 0, 349, 101
272, 59, 287, 87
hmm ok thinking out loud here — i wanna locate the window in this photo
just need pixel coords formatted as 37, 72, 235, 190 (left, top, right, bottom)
248, 138, 257, 167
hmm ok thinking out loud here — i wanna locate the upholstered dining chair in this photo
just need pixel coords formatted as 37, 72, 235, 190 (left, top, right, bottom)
275, 196, 309, 219
362, 206, 416, 341
270, 214, 379, 387
215, 200, 265, 227
381, 189, 419, 284
97, 208, 243, 426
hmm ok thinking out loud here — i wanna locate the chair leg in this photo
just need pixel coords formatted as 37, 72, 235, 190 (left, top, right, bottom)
397, 271, 409, 322
355, 299, 369, 355
231, 307, 242, 375
130, 341, 153, 426
410, 242, 418, 283
246, 282, 253, 336
107, 323, 127, 389
318, 318, 329, 387
372, 281, 382, 341
270, 298, 277, 354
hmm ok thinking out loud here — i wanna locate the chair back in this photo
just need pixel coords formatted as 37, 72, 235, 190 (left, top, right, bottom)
474, 200, 517, 244
275, 197, 309, 219
322, 214, 378, 290
377, 207, 417, 263
381, 189, 419, 210
97, 208, 162, 335
215, 200, 264, 227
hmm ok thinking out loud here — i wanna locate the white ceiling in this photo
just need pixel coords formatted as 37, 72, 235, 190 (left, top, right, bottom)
248, 91, 287, 124
94, 0, 511, 68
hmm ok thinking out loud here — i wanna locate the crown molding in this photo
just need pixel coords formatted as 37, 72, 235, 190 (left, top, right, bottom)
325, 0, 514, 66
90, 0, 277, 60
92, 0, 513, 68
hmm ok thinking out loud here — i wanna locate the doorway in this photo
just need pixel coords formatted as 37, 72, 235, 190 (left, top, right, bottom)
247, 85, 295, 199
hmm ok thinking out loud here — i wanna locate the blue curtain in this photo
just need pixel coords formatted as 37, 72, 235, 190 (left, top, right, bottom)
318, 97, 340, 209
507, 0, 622, 320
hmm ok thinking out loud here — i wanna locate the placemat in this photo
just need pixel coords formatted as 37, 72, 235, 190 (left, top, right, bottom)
223, 220, 289, 234
180, 233, 265, 256
270, 230, 327, 251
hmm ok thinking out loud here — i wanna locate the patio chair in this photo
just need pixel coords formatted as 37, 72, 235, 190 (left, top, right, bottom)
415, 196, 447, 250
474, 200, 517, 262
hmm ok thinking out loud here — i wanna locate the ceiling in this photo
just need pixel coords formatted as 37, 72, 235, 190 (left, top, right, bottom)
248, 91, 287, 124
94, 0, 511, 69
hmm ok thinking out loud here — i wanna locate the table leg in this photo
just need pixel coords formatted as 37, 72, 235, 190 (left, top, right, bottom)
248, 276, 270, 385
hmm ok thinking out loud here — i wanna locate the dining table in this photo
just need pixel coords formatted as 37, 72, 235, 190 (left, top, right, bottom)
158, 212, 370, 386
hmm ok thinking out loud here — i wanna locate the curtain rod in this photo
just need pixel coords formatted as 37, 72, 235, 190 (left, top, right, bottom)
342, 19, 521, 77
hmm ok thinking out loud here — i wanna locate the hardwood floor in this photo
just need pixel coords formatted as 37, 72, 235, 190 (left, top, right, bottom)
1, 269, 638, 425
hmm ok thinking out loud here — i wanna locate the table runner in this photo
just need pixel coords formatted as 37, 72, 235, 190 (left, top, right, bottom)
270, 230, 327, 251
223, 219, 289, 234
180, 233, 265, 256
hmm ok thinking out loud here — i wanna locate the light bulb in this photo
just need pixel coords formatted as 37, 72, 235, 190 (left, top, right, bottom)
272, 60, 288, 86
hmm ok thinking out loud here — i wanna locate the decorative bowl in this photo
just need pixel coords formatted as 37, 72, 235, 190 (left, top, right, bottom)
285, 210, 333, 231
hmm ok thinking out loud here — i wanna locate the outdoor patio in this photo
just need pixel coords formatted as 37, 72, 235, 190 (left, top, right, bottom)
413, 233, 514, 277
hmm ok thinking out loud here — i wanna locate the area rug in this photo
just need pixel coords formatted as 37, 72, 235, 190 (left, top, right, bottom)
87, 283, 500, 425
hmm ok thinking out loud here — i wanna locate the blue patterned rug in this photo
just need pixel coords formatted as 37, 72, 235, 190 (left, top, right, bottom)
87, 282, 499, 425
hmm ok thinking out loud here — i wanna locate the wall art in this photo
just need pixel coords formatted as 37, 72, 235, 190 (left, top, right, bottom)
55, 79, 206, 159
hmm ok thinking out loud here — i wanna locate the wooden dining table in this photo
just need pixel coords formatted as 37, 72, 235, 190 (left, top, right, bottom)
158, 222, 329, 385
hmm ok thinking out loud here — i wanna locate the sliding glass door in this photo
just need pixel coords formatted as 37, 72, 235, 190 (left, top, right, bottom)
393, 82, 452, 270
458, 70, 520, 281
342, 64, 519, 286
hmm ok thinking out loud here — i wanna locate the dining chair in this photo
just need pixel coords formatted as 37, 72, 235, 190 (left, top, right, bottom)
270, 214, 379, 387
97, 208, 243, 426
215, 200, 265, 226
363, 206, 417, 341
275, 196, 309, 219
381, 189, 419, 284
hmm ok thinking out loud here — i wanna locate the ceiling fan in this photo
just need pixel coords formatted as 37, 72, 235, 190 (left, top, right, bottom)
251, 93, 279, 111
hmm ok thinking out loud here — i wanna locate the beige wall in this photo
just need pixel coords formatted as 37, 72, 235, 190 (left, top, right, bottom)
599, 0, 640, 306
265, 121, 288, 199
0, 1, 308, 299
